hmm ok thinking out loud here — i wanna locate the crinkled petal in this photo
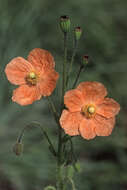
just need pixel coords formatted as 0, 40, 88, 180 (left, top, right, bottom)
27, 48, 55, 71
38, 69, 59, 96
12, 85, 41, 105
64, 89, 85, 112
60, 110, 83, 136
97, 98, 120, 118
77, 81, 107, 104
5, 57, 34, 85
94, 114, 115, 136
79, 118, 96, 140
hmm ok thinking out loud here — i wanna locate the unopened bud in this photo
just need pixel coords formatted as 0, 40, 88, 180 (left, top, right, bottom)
13, 142, 23, 156
60, 15, 70, 33
74, 27, 82, 41
83, 55, 89, 65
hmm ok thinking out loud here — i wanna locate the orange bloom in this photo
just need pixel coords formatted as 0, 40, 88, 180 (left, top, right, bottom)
5, 48, 59, 105
60, 81, 120, 140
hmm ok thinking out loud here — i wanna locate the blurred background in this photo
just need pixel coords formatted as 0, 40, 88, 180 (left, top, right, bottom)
0, 0, 127, 189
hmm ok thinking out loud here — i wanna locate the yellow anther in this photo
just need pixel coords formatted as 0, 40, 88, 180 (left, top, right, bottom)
87, 106, 95, 114
82, 104, 96, 118
29, 72, 36, 79
26, 71, 38, 86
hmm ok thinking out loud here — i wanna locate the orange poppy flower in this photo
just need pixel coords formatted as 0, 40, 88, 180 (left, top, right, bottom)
5, 48, 59, 105
60, 81, 120, 140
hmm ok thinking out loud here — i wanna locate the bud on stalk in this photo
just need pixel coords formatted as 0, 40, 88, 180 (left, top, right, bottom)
74, 26, 82, 41
60, 15, 71, 33
83, 55, 89, 65
13, 142, 23, 156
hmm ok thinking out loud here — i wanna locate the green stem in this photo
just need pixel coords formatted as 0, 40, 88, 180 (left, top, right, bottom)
69, 139, 76, 162
56, 32, 68, 189
68, 178, 77, 190
56, 164, 64, 190
56, 32, 68, 190
58, 127, 62, 161
47, 96, 59, 126
61, 32, 67, 107
17, 122, 56, 156
66, 41, 78, 87
72, 65, 84, 89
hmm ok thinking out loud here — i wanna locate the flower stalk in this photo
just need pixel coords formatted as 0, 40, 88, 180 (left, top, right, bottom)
66, 27, 82, 87
62, 32, 68, 106
47, 96, 59, 125
66, 40, 78, 87
17, 122, 57, 157
72, 65, 84, 89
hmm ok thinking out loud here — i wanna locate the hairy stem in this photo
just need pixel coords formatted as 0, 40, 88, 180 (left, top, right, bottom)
56, 164, 64, 190
47, 96, 59, 126
61, 33, 67, 107
66, 41, 78, 87
72, 65, 84, 89
18, 122, 56, 156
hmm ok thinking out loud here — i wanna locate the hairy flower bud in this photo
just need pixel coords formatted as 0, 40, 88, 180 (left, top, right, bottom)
83, 55, 89, 65
13, 142, 23, 156
74, 27, 82, 41
60, 15, 70, 33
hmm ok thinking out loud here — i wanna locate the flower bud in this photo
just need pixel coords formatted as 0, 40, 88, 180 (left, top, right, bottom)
83, 55, 89, 65
13, 142, 23, 156
74, 27, 82, 41
60, 15, 70, 33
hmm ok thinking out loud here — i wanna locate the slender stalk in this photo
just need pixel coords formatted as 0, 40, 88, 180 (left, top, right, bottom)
61, 32, 67, 107
72, 65, 84, 89
66, 41, 78, 87
17, 122, 56, 156
57, 32, 68, 190
18, 126, 26, 143
47, 96, 59, 126
56, 164, 64, 190
69, 139, 77, 168
68, 178, 77, 190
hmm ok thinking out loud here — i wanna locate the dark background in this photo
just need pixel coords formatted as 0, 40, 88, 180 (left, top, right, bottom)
0, 0, 127, 189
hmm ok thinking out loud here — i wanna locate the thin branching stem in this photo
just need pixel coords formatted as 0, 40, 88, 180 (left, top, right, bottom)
56, 32, 69, 190
47, 96, 59, 126
66, 40, 78, 87
17, 121, 56, 156
72, 65, 84, 89
61, 32, 67, 107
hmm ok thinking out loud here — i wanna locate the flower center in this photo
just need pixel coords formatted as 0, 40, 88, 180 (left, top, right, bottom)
82, 104, 96, 118
26, 71, 38, 86
29, 72, 36, 79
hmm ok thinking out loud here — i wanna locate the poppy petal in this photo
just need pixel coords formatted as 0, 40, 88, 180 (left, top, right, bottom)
27, 48, 55, 71
12, 85, 41, 105
97, 98, 120, 118
77, 81, 107, 104
79, 118, 96, 140
60, 110, 83, 136
94, 114, 115, 136
5, 57, 34, 85
64, 89, 85, 112
38, 69, 59, 96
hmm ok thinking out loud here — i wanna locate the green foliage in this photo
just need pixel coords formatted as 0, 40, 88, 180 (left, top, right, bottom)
44, 185, 56, 190
0, 0, 126, 190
